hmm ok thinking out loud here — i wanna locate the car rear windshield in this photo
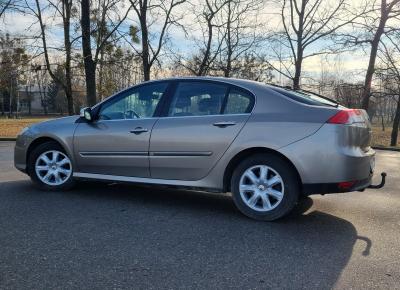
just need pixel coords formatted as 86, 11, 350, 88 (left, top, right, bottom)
270, 87, 338, 107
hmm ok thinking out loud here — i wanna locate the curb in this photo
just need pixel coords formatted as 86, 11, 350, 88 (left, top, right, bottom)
372, 146, 400, 152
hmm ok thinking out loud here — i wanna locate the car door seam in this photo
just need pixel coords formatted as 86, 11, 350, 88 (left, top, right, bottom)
148, 117, 161, 177
200, 114, 253, 180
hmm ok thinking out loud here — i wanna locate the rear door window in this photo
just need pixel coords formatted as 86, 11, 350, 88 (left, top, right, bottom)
168, 82, 227, 117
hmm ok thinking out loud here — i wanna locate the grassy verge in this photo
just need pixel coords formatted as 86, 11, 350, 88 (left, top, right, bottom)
0, 117, 50, 138
371, 126, 400, 150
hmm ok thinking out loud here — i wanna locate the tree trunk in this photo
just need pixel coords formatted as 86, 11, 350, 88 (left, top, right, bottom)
28, 97, 31, 115
224, 1, 232, 78
81, 0, 97, 106
391, 95, 400, 146
99, 48, 104, 100
25, 86, 32, 115
293, 57, 303, 90
361, 36, 382, 111
8, 83, 12, 117
41, 85, 48, 115
64, 0, 74, 115
139, 1, 150, 81
361, 5, 388, 111
1, 93, 4, 115
293, 1, 305, 90
293, 43, 304, 90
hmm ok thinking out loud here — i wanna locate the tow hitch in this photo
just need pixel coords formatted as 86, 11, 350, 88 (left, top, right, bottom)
368, 172, 387, 189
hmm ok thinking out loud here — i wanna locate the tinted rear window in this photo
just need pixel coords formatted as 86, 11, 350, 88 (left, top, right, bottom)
270, 87, 337, 107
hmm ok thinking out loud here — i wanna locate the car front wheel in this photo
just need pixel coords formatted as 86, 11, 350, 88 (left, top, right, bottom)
231, 153, 300, 221
28, 141, 75, 191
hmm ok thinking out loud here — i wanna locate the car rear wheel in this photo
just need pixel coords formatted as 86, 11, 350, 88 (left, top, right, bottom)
28, 141, 75, 191
231, 153, 299, 221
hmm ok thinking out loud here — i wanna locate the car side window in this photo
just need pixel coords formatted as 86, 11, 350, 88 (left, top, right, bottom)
223, 89, 254, 114
98, 83, 168, 120
168, 82, 227, 117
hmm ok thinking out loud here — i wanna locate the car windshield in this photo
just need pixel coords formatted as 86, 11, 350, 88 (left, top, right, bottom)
270, 86, 339, 107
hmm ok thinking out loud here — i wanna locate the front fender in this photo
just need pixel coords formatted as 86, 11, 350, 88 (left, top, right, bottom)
14, 116, 79, 173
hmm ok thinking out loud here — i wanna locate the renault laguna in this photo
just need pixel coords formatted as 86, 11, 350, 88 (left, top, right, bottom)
14, 77, 385, 221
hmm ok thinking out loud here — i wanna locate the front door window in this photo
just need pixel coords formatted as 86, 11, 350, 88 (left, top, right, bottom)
99, 83, 168, 120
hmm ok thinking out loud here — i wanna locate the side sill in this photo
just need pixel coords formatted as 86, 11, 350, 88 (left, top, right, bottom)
73, 172, 222, 193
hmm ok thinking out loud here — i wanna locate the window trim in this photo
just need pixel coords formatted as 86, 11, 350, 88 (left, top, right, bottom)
160, 79, 256, 118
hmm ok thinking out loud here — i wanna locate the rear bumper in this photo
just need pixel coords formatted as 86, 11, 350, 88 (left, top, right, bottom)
303, 175, 372, 195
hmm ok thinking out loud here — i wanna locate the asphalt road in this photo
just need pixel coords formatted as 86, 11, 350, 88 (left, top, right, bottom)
0, 141, 399, 289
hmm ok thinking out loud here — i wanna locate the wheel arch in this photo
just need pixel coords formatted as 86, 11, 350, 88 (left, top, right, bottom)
223, 147, 302, 192
26, 136, 69, 170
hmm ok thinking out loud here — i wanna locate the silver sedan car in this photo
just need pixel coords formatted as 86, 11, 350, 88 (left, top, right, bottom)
14, 77, 378, 220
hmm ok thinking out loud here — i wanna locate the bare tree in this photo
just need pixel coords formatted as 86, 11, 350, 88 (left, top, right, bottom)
0, 0, 18, 19
0, 35, 29, 116
172, 0, 228, 76
81, 0, 95, 106
28, 0, 75, 115
377, 33, 400, 146
81, 0, 131, 106
358, 0, 400, 111
216, 0, 263, 77
232, 53, 274, 82
193, 0, 228, 76
128, 0, 186, 81
272, 0, 366, 89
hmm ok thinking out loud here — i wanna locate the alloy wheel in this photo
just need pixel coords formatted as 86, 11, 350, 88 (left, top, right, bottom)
35, 150, 72, 186
239, 165, 285, 212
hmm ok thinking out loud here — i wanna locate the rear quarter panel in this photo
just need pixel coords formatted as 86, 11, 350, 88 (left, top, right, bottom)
279, 124, 375, 184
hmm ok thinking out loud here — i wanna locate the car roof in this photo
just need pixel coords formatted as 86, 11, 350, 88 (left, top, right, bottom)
142, 76, 273, 93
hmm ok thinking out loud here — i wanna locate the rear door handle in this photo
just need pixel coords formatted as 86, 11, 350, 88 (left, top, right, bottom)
213, 121, 236, 127
130, 127, 148, 134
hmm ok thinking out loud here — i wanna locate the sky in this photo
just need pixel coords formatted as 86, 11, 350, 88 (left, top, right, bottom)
0, 0, 382, 84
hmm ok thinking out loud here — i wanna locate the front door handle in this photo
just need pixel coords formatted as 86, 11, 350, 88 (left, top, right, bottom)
213, 121, 236, 128
130, 127, 148, 134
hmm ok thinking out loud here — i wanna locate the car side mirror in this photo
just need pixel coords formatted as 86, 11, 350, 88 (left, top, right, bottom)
80, 107, 93, 122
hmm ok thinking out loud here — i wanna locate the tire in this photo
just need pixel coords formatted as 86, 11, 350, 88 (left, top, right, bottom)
28, 141, 76, 191
231, 153, 300, 221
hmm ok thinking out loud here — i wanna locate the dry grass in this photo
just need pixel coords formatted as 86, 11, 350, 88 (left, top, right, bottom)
371, 125, 399, 148
0, 117, 50, 137
0, 117, 398, 148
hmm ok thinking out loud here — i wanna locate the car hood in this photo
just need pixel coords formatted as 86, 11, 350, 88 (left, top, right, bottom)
29, 115, 80, 131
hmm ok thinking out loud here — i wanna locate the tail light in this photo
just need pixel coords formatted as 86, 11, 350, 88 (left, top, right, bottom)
327, 109, 366, 125
338, 181, 356, 190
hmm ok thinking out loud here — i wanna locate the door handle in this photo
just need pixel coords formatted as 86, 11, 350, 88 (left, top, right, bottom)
130, 127, 148, 134
213, 121, 236, 128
